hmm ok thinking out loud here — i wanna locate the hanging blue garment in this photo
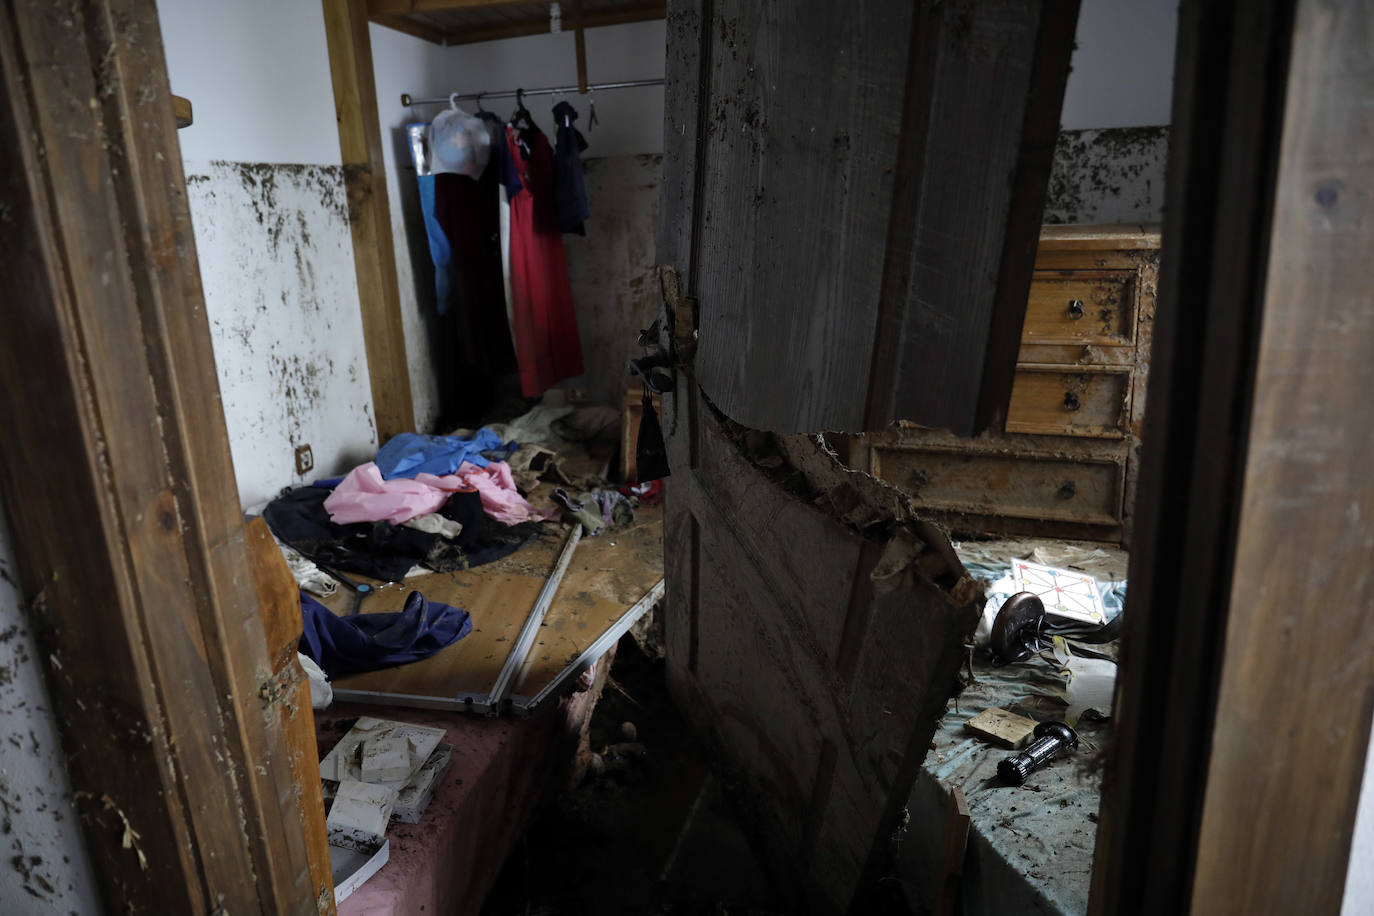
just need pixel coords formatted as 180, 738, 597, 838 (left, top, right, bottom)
407, 122, 455, 316
374, 428, 512, 480
417, 173, 453, 315
298, 590, 472, 680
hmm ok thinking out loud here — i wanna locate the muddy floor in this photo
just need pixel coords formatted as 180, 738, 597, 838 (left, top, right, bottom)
480, 635, 917, 916
481, 636, 785, 916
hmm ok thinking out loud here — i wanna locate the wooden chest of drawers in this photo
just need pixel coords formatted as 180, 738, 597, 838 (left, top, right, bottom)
853, 224, 1161, 545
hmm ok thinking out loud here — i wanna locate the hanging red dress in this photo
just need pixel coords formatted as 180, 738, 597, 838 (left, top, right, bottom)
505, 124, 585, 397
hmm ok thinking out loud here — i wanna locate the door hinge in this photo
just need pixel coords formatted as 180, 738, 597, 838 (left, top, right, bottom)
658, 265, 697, 374
257, 661, 305, 708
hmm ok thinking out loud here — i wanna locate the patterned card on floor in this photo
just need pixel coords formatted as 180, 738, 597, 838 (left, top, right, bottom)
1009, 558, 1106, 625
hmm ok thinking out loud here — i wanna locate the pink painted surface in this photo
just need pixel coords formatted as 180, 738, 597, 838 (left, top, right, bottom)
316, 672, 604, 915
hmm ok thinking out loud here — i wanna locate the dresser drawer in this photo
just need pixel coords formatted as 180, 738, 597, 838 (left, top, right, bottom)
1005, 367, 1130, 438
871, 447, 1124, 526
1024, 271, 1138, 346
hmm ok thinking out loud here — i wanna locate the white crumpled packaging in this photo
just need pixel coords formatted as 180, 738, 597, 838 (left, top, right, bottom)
297, 652, 333, 710
1050, 636, 1116, 725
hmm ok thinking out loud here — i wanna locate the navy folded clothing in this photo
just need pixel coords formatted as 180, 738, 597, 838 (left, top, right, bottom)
299, 589, 472, 679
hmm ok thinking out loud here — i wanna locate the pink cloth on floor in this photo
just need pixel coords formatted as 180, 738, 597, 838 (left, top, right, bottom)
324, 461, 551, 526
324, 462, 467, 525
450, 461, 555, 525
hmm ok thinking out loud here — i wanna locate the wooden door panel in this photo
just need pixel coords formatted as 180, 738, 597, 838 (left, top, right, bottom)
693, 0, 913, 432
681, 0, 1081, 435
662, 405, 977, 913
658, 1, 1078, 910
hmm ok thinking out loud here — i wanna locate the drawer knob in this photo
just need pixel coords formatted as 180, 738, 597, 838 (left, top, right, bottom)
1057, 480, 1076, 500
1067, 299, 1085, 319
1063, 391, 1082, 411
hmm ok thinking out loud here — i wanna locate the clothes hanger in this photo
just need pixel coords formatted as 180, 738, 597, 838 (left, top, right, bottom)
553, 85, 571, 128
586, 86, 598, 131
510, 88, 534, 128
510, 88, 534, 156
474, 91, 500, 123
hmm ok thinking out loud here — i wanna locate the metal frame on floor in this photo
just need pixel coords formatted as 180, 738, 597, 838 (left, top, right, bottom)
333, 527, 661, 718
510, 579, 665, 716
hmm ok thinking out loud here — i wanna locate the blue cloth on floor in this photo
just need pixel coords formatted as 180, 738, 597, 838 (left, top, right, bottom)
375, 428, 510, 479
299, 589, 472, 679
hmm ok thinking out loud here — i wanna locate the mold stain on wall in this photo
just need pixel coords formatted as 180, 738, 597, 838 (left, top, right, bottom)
1044, 126, 1169, 224
0, 521, 102, 911
185, 161, 378, 509
563, 154, 665, 406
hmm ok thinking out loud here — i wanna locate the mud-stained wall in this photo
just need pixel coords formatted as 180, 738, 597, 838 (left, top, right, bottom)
1045, 127, 1169, 225
563, 154, 664, 407
184, 161, 378, 509
0, 516, 103, 912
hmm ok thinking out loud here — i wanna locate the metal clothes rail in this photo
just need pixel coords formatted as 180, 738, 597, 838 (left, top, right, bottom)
400, 77, 664, 107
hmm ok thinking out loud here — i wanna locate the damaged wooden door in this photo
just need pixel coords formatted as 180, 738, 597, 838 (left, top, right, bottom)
656, 1, 1079, 912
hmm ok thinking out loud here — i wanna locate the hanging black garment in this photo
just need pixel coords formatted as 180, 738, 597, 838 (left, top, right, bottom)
636, 387, 671, 482
431, 117, 522, 428
551, 100, 589, 236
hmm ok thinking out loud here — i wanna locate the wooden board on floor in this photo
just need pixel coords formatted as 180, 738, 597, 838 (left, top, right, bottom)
326, 530, 562, 701
329, 507, 663, 705
963, 708, 1037, 750
515, 508, 664, 698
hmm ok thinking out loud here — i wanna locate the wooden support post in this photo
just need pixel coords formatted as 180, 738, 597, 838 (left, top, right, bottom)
573, 0, 588, 93
323, 0, 416, 443
0, 1, 316, 911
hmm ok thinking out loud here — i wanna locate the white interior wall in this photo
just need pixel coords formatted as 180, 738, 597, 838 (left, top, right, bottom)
0, 517, 104, 913
156, 0, 340, 164
1062, 0, 1177, 130
1344, 719, 1374, 914
157, 1, 470, 508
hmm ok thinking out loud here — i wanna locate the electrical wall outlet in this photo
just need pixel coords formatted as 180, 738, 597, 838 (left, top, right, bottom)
294, 444, 314, 476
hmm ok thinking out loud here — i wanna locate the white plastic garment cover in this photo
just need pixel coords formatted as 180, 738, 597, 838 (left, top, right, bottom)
429, 100, 491, 178
1050, 636, 1116, 724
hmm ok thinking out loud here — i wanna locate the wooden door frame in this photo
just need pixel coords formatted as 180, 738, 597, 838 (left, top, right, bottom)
0, 1, 319, 912
1092, 0, 1374, 912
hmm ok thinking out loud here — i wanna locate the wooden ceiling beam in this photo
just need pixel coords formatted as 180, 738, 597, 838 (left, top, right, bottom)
367, 0, 533, 15
431, 2, 665, 46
